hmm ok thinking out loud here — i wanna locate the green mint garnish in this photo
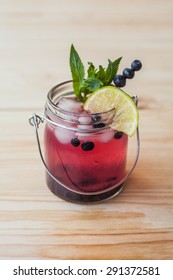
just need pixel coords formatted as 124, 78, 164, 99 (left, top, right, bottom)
103, 58, 122, 85
70, 44, 122, 102
81, 77, 103, 93
70, 44, 85, 102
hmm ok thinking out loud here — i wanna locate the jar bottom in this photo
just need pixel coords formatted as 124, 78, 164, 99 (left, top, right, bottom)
46, 173, 125, 204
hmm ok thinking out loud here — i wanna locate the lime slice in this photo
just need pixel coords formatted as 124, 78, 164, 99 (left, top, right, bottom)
84, 86, 139, 136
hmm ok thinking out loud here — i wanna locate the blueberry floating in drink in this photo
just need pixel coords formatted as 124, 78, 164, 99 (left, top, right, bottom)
71, 138, 80, 147
114, 132, 124, 139
81, 141, 95, 151
91, 115, 101, 122
93, 123, 105, 128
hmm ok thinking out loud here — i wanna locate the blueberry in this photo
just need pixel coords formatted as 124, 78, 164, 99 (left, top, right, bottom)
91, 115, 101, 122
123, 68, 135, 79
93, 123, 105, 128
131, 60, 142, 71
81, 142, 95, 151
114, 131, 123, 139
113, 75, 126, 87
71, 138, 80, 147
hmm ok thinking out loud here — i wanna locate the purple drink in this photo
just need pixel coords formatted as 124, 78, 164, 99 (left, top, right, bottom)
44, 81, 128, 203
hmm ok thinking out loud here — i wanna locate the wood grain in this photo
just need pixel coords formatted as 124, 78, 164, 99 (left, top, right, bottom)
0, 0, 173, 259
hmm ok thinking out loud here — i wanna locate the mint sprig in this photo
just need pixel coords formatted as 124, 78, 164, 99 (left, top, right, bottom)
70, 44, 122, 102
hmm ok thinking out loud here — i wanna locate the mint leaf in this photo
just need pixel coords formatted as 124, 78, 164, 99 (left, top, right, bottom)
87, 62, 96, 77
103, 57, 122, 85
70, 44, 85, 101
81, 77, 103, 93
96, 65, 106, 80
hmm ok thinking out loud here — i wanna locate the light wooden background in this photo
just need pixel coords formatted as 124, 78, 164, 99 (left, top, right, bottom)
0, 0, 173, 259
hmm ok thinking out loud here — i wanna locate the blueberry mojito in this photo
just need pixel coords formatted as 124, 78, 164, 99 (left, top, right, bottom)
43, 45, 141, 203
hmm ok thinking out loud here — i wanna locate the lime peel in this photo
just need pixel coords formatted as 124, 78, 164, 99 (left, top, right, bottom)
84, 86, 139, 137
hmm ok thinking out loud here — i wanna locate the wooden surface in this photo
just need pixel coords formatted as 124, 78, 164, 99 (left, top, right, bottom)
0, 0, 173, 260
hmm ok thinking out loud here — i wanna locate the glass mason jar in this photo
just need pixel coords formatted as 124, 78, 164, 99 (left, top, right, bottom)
29, 81, 140, 204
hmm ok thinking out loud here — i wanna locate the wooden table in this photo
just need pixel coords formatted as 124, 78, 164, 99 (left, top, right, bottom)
0, 0, 173, 260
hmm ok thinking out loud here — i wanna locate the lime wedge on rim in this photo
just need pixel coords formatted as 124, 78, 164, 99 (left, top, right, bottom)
84, 86, 139, 136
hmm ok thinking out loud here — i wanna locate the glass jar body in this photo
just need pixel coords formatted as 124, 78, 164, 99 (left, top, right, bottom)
44, 81, 128, 203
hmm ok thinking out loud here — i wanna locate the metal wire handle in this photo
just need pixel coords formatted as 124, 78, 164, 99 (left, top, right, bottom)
29, 101, 140, 196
